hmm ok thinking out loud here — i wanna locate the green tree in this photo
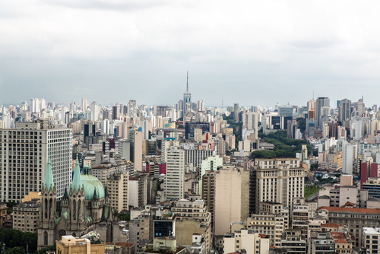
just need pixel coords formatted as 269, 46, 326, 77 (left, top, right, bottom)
34, 245, 56, 254
117, 213, 130, 221
22, 232, 38, 253
3, 247, 24, 254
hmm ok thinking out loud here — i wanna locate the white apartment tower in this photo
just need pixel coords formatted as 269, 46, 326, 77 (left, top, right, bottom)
90, 101, 99, 121
0, 120, 72, 202
82, 99, 88, 112
164, 147, 185, 200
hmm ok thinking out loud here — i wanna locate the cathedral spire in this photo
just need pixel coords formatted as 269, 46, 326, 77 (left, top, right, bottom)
71, 153, 82, 193
43, 156, 54, 191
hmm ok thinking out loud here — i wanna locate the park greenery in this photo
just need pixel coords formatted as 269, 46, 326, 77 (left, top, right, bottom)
304, 186, 322, 199
0, 228, 37, 253
251, 130, 311, 159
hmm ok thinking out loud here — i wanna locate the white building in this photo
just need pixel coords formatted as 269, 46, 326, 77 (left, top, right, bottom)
223, 230, 269, 254
164, 147, 185, 200
0, 120, 72, 202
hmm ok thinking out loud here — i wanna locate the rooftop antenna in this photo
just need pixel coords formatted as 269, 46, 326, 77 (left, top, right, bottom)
313, 91, 314, 100
186, 71, 189, 92
222, 95, 224, 110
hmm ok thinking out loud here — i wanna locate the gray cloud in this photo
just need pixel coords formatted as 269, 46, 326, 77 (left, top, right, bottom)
1, 0, 380, 108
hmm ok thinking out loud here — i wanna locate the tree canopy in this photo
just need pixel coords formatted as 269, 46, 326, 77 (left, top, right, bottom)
251, 131, 311, 159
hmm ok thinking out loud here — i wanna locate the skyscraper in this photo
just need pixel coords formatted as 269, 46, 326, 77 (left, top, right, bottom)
338, 98, 351, 122
233, 103, 239, 122
183, 72, 191, 114
315, 97, 330, 129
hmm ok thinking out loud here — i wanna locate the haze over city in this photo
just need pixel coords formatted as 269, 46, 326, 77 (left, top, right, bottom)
2, 0, 380, 106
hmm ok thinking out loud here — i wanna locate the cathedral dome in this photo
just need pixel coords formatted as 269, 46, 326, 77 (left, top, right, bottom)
81, 165, 105, 200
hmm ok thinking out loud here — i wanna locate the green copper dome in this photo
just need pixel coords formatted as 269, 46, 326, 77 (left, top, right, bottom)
81, 165, 105, 200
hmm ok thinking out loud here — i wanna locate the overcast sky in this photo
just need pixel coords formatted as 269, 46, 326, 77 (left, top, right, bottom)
1, 0, 380, 108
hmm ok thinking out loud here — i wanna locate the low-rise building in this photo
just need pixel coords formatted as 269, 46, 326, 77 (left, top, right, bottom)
223, 229, 270, 254
308, 231, 335, 254
246, 214, 285, 247
317, 205, 380, 247
56, 234, 105, 254
362, 227, 380, 253
13, 198, 40, 233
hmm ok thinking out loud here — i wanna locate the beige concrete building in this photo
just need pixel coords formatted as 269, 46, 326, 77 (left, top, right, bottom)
223, 230, 269, 254
259, 201, 289, 229
13, 198, 40, 233
56, 235, 105, 254
252, 158, 305, 212
214, 165, 249, 236
22, 191, 41, 202
172, 199, 212, 252
246, 214, 285, 247
107, 169, 129, 213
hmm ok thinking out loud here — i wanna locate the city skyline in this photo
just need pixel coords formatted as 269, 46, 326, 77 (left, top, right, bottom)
2, 1, 380, 106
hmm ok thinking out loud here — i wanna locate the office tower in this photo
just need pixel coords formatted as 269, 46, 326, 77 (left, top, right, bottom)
0, 120, 72, 202
233, 103, 239, 122
90, 101, 99, 121
103, 109, 111, 121
315, 97, 330, 129
112, 105, 120, 120
183, 72, 191, 114
251, 158, 304, 213
107, 169, 129, 213
156, 106, 167, 117
278, 104, 294, 117
164, 147, 185, 200
82, 99, 88, 112
128, 100, 137, 118
214, 165, 249, 235
338, 98, 351, 122
355, 98, 365, 116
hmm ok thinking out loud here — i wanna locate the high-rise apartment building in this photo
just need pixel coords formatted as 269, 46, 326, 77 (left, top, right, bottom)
202, 170, 215, 231
164, 147, 185, 200
315, 97, 330, 129
251, 158, 304, 213
128, 128, 142, 171
214, 165, 249, 236
0, 120, 72, 202
107, 169, 129, 213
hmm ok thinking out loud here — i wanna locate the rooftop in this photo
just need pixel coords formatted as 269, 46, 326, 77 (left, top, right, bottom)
317, 206, 380, 214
